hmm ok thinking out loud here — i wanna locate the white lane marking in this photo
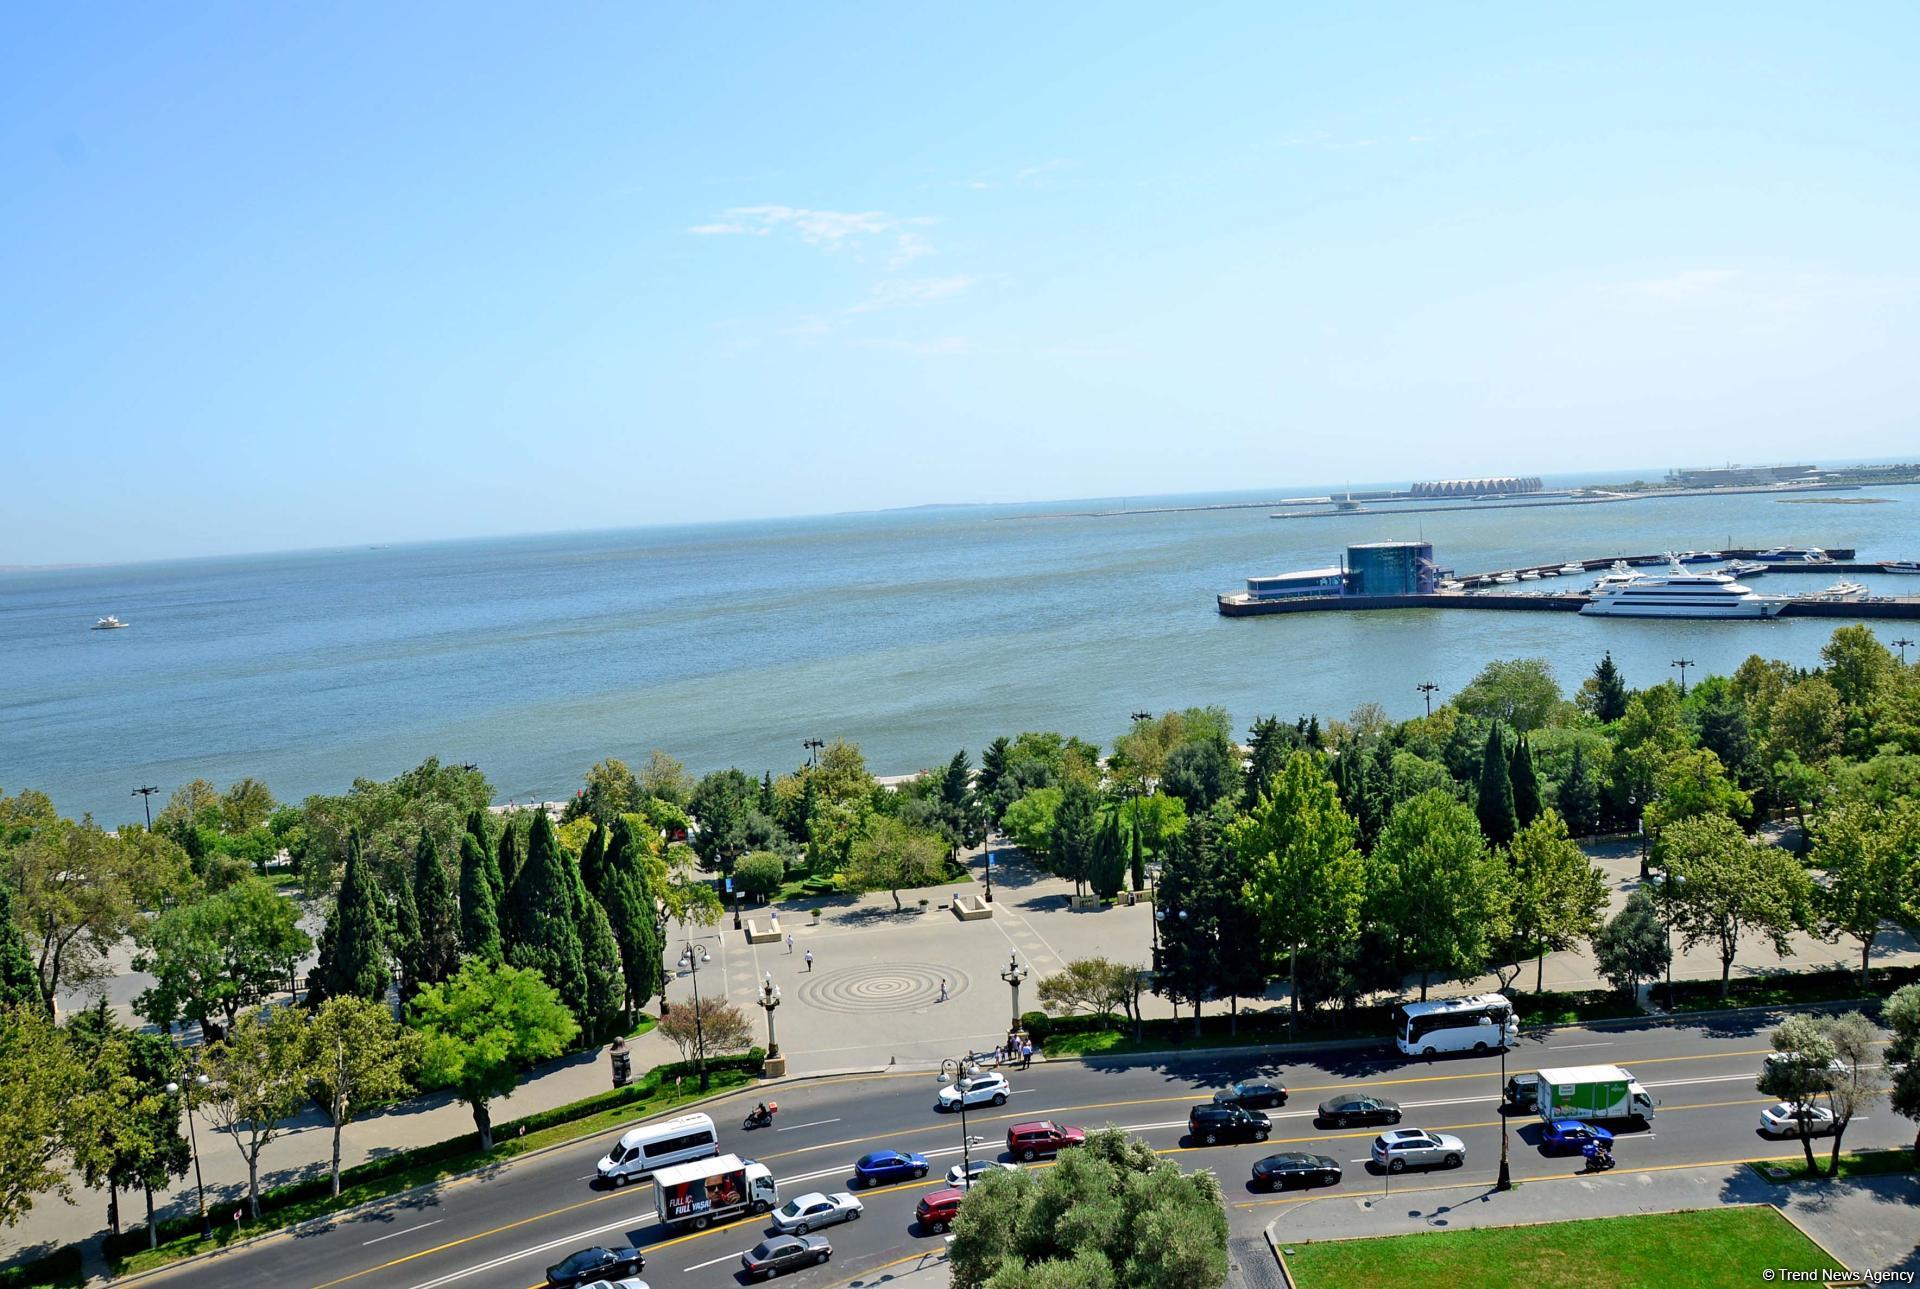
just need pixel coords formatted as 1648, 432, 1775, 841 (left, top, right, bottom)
778, 1118, 842, 1132
404, 1212, 649, 1289
363, 1219, 443, 1246
1544, 1041, 1615, 1051
685, 1249, 749, 1272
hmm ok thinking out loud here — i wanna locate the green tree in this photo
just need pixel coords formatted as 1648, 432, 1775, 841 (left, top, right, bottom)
503, 810, 588, 1021
978, 738, 1012, 817
1036, 958, 1145, 1038
1592, 888, 1670, 998
1821, 625, 1897, 711
1584, 651, 1629, 722
1373, 790, 1509, 1000
1759, 1011, 1884, 1176
1558, 742, 1602, 837
203, 1004, 310, 1218
1766, 677, 1846, 767
458, 830, 502, 961
1455, 658, 1564, 731
689, 768, 757, 867
408, 830, 463, 991
570, 859, 625, 1045
565, 758, 640, 826
66, 1011, 188, 1248
600, 817, 664, 1020
0, 1002, 85, 1228
309, 831, 391, 1006
1242, 715, 1305, 802
1087, 812, 1128, 901
1884, 983, 1920, 1160
1001, 788, 1062, 858
638, 750, 696, 805
408, 960, 578, 1152
305, 995, 419, 1197
1503, 812, 1608, 993
950, 1129, 1227, 1289
1476, 724, 1519, 847
1509, 735, 1542, 827
845, 816, 947, 911
656, 996, 754, 1074
133, 875, 311, 1040
0, 880, 45, 1010
938, 750, 987, 853
1049, 781, 1100, 896
1645, 747, 1751, 832
1812, 799, 1919, 986
734, 852, 785, 900
463, 809, 501, 901
1160, 738, 1238, 814
1233, 752, 1364, 1033
495, 816, 522, 894
1660, 815, 1813, 1000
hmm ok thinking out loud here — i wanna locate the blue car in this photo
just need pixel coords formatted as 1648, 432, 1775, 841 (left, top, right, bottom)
852, 1149, 929, 1188
1540, 1120, 1614, 1154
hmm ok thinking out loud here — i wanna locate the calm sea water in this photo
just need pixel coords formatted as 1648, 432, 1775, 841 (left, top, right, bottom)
4, 485, 1916, 825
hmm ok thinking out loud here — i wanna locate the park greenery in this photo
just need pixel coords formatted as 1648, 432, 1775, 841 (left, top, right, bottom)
3, 625, 1920, 1247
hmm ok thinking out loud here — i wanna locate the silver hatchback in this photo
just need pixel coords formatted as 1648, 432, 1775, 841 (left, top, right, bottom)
1370, 1129, 1466, 1173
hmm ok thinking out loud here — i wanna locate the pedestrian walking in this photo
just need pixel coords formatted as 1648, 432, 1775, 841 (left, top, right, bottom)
1021, 1039, 1033, 1068
786, 933, 793, 954
804, 949, 814, 972
938, 978, 948, 1002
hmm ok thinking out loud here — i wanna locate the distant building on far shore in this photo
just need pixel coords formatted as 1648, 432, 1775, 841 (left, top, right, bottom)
1664, 463, 1818, 487
1409, 476, 1542, 497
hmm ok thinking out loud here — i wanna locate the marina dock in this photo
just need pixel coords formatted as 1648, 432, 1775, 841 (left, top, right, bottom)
1218, 592, 1920, 618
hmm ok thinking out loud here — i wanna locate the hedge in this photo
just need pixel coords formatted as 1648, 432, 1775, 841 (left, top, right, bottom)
97, 1046, 765, 1260
0, 1246, 81, 1289
1665, 964, 1918, 1012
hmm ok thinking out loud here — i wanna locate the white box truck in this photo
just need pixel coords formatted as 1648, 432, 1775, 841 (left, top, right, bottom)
1522, 1065, 1655, 1125
652, 1153, 778, 1231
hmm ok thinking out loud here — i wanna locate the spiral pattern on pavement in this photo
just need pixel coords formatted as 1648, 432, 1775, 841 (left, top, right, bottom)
796, 963, 970, 1014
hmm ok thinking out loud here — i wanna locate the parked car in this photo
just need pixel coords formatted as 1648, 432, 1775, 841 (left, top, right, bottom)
915, 1188, 964, 1234
1006, 1120, 1086, 1161
1540, 1120, 1614, 1154
947, 1159, 1020, 1188
1213, 1080, 1289, 1110
1250, 1152, 1342, 1191
770, 1191, 862, 1234
546, 1246, 644, 1286
1188, 1104, 1272, 1145
579, 1280, 648, 1289
1762, 1053, 1851, 1091
853, 1149, 929, 1187
1370, 1129, 1466, 1173
1759, 1102, 1839, 1138
741, 1235, 830, 1279
937, 1072, 1011, 1111
1317, 1095, 1402, 1128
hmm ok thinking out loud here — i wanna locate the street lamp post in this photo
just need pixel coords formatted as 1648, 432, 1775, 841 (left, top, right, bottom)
1496, 1042, 1512, 1191
1895, 638, 1915, 666
983, 830, 994, 905
132, 785, 159, 830
758, 973, 782, 1059
678, 940, 714, 1090
1416, 682, 1439, 718
802, 738, 824, 767
1670, 657, 1694, 696
999, 954, 1029, 1029
940, 1056, 979, 1183
165, 1062, 213, 1239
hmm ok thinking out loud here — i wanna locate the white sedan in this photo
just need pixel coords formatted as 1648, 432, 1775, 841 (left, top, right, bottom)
947, 1159, 1020, 1188
581, 1280, 648, 1289
1758, 1102, 1838, 1138
769, 1191, 863, 1235
937, 1073, 1011, 1111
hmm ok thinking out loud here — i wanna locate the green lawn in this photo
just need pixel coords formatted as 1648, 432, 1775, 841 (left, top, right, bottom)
1749, 1148, 1914, 1184
1282, 1207, 1844, 1289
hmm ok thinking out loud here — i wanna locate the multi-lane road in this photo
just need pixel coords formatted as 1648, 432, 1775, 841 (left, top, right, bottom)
166, 1015, 1903, 1289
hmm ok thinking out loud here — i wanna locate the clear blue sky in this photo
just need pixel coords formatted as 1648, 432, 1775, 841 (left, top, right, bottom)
4, 4, 1917, 564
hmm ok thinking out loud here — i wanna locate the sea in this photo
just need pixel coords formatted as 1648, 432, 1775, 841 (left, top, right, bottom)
4, 479, 1916, 826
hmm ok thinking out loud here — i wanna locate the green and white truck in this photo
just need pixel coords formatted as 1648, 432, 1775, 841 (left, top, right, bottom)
1507, 1064, 1655, 1125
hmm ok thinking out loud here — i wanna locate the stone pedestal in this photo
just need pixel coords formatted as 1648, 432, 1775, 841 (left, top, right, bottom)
762, 1055, 787, 1078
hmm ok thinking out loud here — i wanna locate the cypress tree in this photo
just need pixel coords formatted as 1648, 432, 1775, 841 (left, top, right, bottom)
1050, 780, 1099, 895
391, 879, 420, 1003
1591, 652, 1629, 722
571, 861, 625, 1044
602, 818, 664, 1018
1477, 725, 1519, 848
496, 819, 522, 903
578, 825, 608, 902
504, 811, 587, 1022
412, 830, 462, 989
0, 879, 41, 1010
310, 832, 390, 1006
458, 831, 502, 961
464, 809, 502, 904
1560, 744, 1602, 837
1510, 736, 1543, 827
1087, 812, 1127, 900
759, 771, 776, 819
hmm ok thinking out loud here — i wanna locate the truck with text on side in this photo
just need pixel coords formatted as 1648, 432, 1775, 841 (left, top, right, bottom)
652, 1153, 779, 1232
1507, 1065, 1655, 1126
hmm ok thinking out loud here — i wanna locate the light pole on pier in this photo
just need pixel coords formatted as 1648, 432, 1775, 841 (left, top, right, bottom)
132, 785, 159, 830
1670, 658, 1694, 696
1416, 682, 1439, 718
1894, 638, 1915, 665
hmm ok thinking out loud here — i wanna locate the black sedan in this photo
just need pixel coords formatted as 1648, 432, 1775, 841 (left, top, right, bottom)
1316, 1095, 1401, 1128
742, 1235, 831, 1279
546, 1245, 644, 1286
1214, 1081, 1289, 1110
1251, 1152, 1343, 1191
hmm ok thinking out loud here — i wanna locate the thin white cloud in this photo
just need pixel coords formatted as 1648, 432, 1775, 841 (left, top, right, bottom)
688, 222, 767, 236
850, 275, 973, 313
888, 233, 934, 267
1609, 269, 1740, 302
690, 205, 924, 247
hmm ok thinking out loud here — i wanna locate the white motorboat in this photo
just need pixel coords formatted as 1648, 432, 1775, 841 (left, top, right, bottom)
1581, 564, 1787, 618
1520, 570, 1541, 580
1876, 561, 1920, 574
91, 616, 130, 630
1557, 562, 1586, 575
1494, 573, 1519, 585
1722, 560, 1768, 578
1753, 547, 1832, 563
1809, 580, 1868, 601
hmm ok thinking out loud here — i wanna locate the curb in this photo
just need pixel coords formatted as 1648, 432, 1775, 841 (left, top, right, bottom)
96, 1064, 898, 1287
1262, 1224, 1299, 1289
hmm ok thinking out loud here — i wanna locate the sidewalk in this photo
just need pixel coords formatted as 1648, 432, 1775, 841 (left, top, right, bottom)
1264, 1163, 1919, 1281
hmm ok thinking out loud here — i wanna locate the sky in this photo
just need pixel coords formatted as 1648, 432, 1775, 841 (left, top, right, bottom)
3, 4, 1918, 564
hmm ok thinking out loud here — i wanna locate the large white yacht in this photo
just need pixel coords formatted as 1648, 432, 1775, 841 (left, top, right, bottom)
91, 615, 130, 630
1581, 565, 1787, 618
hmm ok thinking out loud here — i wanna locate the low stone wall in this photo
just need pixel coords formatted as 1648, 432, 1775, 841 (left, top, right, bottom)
951, 893, 993, 921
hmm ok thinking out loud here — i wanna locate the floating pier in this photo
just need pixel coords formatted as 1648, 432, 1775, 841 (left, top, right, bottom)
1217, 592, 1920, 618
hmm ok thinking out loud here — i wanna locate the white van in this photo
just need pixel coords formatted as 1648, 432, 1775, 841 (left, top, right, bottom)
596, 1112, 719, 1186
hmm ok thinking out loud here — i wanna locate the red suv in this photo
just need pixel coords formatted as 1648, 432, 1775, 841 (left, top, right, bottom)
915, 1188, 964, 1234
1006, 1120, 1087, 1162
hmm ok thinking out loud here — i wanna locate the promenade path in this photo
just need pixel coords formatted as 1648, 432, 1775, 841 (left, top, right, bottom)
6, 834, 1914, 1267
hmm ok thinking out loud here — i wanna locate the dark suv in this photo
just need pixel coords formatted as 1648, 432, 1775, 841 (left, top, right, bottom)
1188, 1103, 1272, 1145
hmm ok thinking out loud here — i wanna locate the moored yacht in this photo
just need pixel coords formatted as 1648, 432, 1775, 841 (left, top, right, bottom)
1581, 566, 1787, 618
91, 615, 130, 630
